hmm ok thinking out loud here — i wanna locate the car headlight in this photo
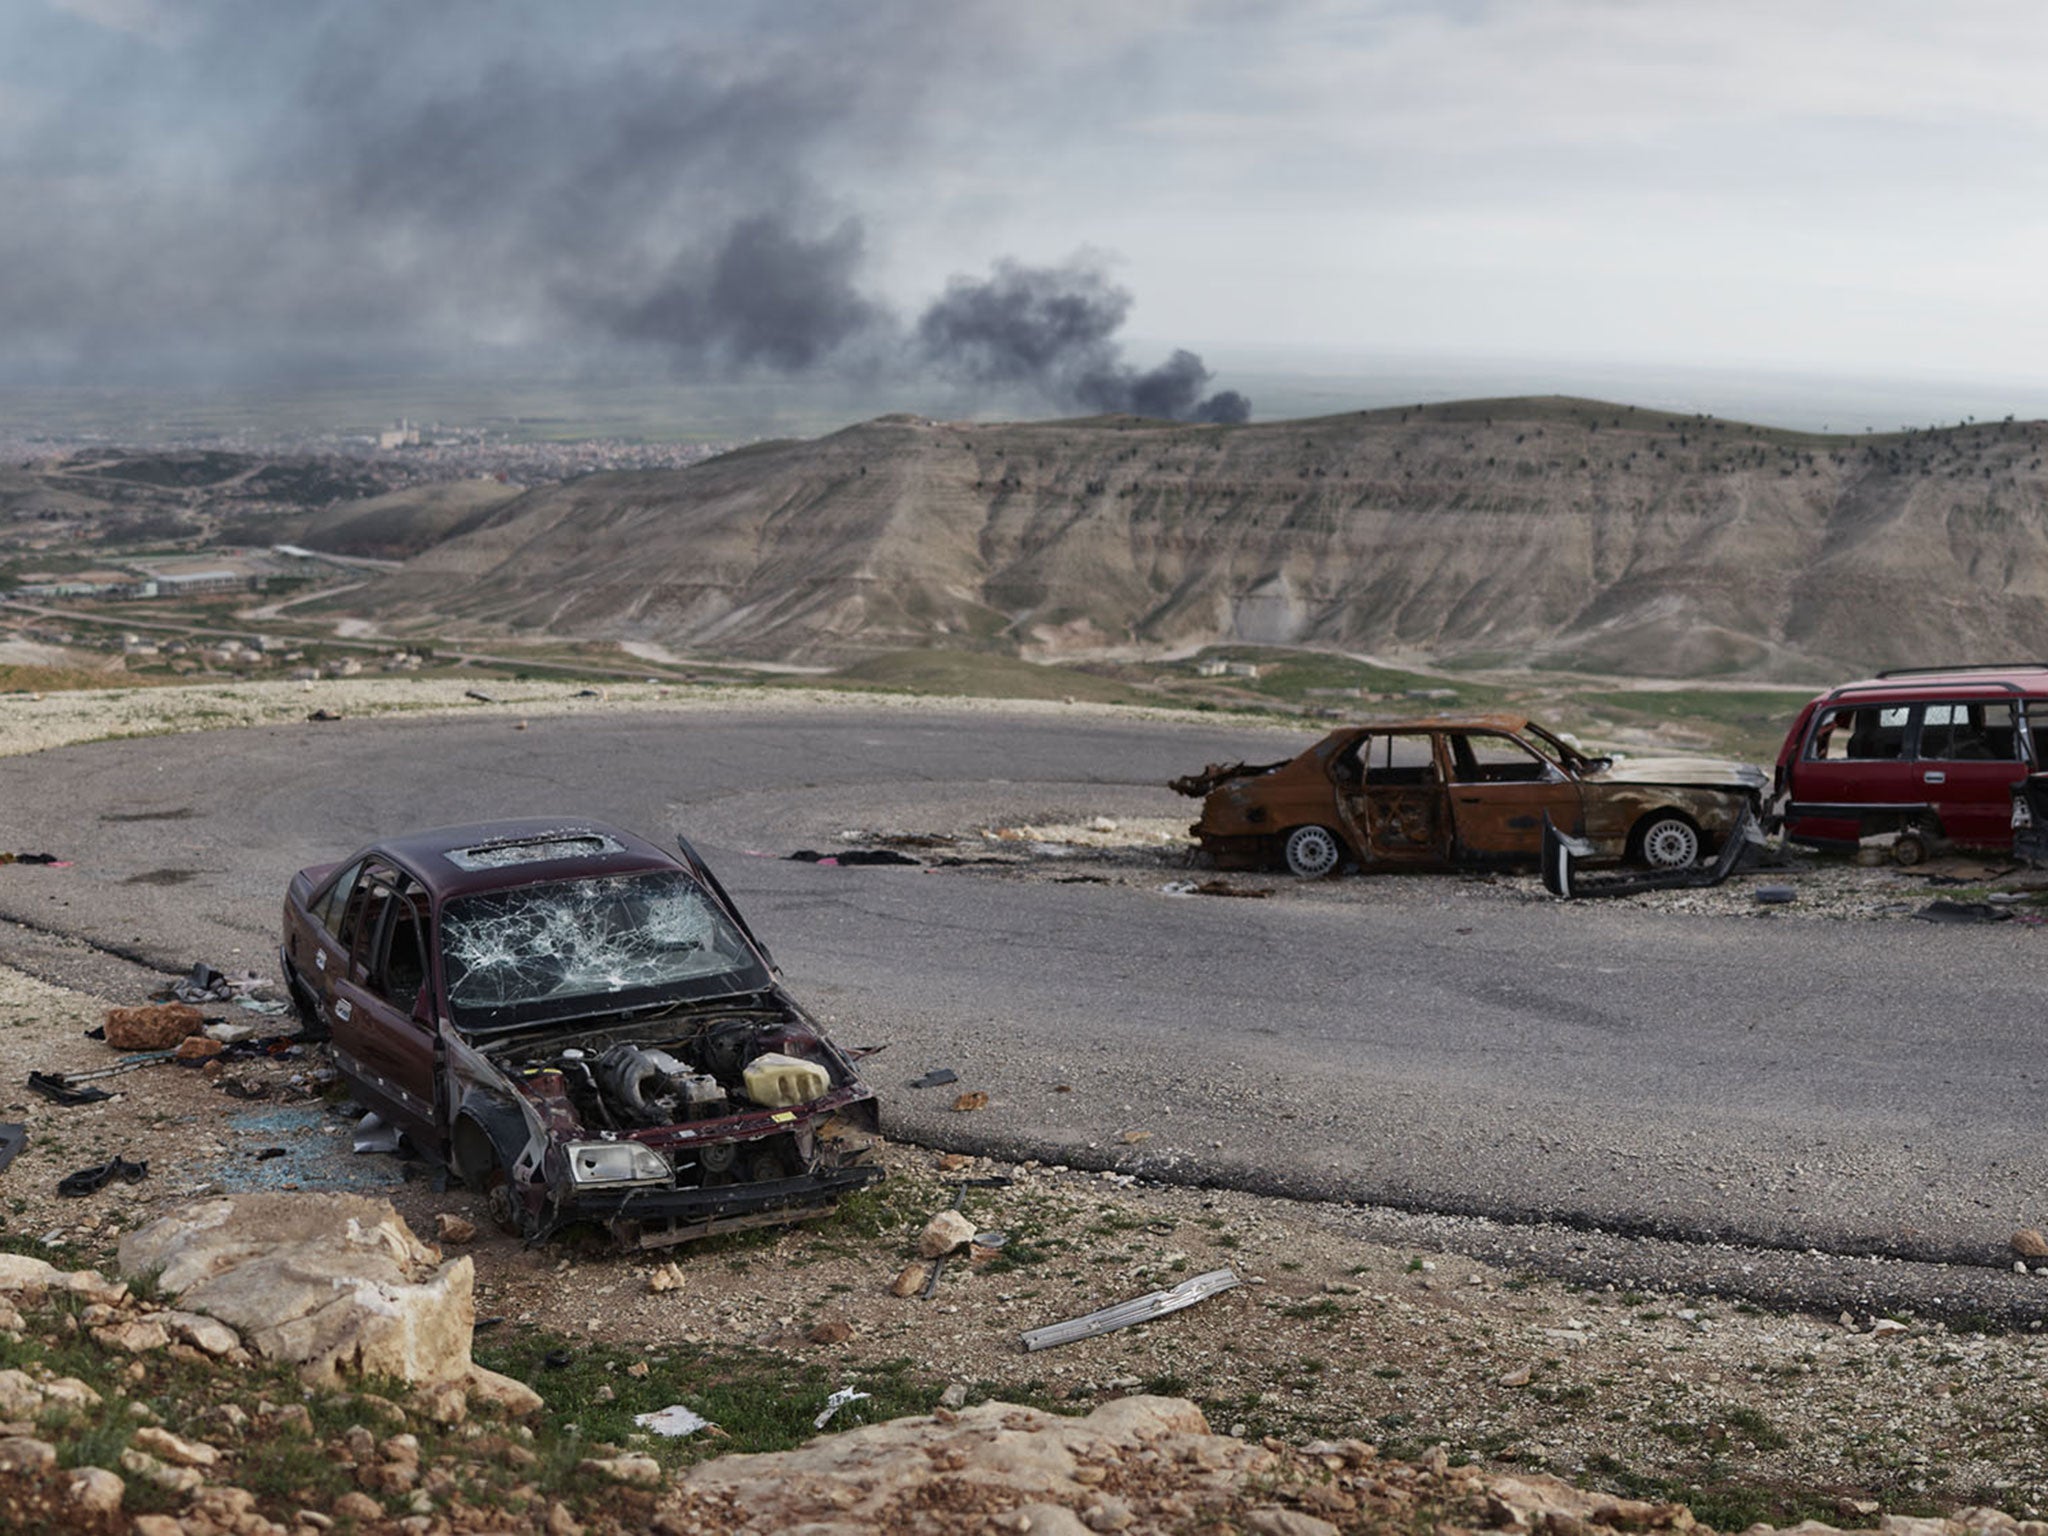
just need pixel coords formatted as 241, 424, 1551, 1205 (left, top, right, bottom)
564, 1140, 670, 1188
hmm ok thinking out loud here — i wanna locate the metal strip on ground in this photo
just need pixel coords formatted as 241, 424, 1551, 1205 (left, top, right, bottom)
1019, 1268, 1241, 1352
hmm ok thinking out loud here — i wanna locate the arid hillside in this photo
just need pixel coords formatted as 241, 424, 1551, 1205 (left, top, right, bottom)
349, 398, 2048, 677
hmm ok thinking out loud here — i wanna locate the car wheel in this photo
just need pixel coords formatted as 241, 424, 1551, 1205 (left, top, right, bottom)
1634, 813, 1701, 870
1283, 825, 1343, 878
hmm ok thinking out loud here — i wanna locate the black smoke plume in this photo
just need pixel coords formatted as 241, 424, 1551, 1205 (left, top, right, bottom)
916, 259, 1251, 422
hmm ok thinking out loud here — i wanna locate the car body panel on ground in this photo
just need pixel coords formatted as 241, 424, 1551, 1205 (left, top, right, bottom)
1176, 715, 1763, 875
1774, 665, 2046, 855
281, 818, 881, 1248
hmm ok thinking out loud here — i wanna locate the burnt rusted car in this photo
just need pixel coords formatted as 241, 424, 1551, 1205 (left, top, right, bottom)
1175, 715, 1765, 877
280, 819, 881, 1249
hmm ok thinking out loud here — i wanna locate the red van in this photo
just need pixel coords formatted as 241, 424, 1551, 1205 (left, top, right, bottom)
1773, 665, 2048, 859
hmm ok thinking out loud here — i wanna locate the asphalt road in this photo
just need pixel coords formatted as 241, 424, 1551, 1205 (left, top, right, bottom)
4, 702, 2046, 1280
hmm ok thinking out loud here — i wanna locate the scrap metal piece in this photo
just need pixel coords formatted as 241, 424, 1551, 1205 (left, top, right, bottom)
352, 1111, 404, 1154
26, 1071, 113, 1106
813, 1387, 870, 1429
1020, 1268, 1241, 1353
0, 1123, 24, 1176
1542, 801, 1760, 901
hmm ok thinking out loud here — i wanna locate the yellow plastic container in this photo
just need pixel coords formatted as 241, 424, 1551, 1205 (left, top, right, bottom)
743, 1052, 831, 1108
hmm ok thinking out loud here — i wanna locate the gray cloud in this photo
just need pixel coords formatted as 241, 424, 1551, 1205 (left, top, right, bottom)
0, 0, 1249, 419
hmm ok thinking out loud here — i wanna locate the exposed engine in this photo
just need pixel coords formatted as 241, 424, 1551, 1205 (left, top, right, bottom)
500, 1012, 837, 1135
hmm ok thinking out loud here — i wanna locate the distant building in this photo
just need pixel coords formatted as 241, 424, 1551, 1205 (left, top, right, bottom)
152, 570, 254, 597
378, 419, 421, 450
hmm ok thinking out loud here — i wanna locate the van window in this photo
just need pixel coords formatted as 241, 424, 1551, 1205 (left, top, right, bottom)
1807, 706, 1907, 762
1919, 701, 2020, 761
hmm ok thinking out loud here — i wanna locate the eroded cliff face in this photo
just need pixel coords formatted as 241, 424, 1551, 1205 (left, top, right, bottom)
360, 401, 2048, 677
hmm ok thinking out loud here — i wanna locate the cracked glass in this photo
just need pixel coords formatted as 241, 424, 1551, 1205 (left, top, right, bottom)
439, 871, 768, 1029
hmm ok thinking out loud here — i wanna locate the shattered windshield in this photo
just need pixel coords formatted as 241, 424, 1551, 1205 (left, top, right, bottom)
439, 870, 769, 1029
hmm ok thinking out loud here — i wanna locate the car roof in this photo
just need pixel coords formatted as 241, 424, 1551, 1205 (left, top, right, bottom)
1322, 713, 1540, 735
1818, 664, 2048, 702
358, 818, 681, 901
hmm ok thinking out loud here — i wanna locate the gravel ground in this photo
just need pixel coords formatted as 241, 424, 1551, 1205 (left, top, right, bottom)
6, 961, 2048, 1527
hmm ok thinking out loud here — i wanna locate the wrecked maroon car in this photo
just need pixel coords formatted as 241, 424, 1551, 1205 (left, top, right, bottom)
280, 819, 881, 1249
1175, 715, 1766, 877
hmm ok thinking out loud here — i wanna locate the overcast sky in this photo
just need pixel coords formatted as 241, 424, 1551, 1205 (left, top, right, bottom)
5, 0, 2045, 415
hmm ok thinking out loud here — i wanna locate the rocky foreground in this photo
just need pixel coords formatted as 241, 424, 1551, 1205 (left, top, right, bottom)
0, 1190, 2035, 1536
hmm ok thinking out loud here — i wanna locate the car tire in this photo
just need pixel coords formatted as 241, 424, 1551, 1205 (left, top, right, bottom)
1283, 824, 1343, 878
1633, 813, 1702, 870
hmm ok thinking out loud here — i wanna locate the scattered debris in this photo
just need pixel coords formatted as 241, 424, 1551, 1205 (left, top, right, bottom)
787, 848, 922, 866
633, 1404, 712, 1438
1021, 1268, 1242, 1352
1542, 802, 1763, 900
351, 1112, 404, 1155
1192, 879, 1271, 898
951, 1090, 989, 1112
463, 689, 496, 703
0, 1123, 24, 1176
908, 1068, 959, 1089
305, 708, 344, 722
155, 962, 274, 1006
0, 851, 67, 867
57, 1155, 149, 1197
25, 1070, 113, 1106
1754, 884, 1798, 904
1912, 900, 2010, 924
813, 1386, 871, 1429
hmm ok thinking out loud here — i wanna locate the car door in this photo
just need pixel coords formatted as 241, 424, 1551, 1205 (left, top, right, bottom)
1335, 731, 1449, 865
1444, 730, 1584, 861
1915, 699, 2030, 846
329, 863, 443, 1152
1793, 703, 1915, 838
288, 856, 364, 1019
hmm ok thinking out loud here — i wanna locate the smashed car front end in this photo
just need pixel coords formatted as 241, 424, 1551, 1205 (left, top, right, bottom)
1574, 757, 1766, 855
448, 995, 882, 1250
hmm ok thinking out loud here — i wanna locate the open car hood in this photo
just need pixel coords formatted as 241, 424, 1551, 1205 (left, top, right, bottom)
1581, 755, 1767, 793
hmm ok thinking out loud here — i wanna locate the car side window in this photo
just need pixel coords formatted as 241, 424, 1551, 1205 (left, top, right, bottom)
312, 860, 364, 936
348, 868, 428, 1008
1807, 705, 1907, 761
334, 862, 391, 960
1362, 733, 1437, 786
373, 890, 429, 1012
1919, 701, 2018, 761
1449, 733, 1554, 784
